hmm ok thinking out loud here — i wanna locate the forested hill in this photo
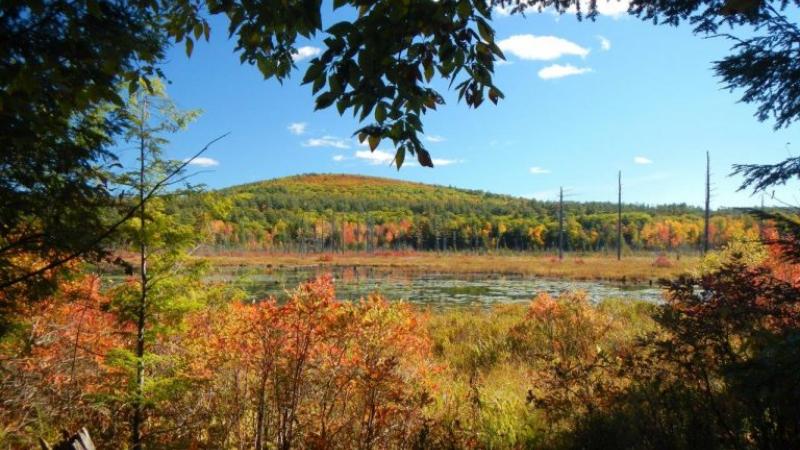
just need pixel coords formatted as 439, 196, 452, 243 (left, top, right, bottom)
218, 173, 705, 216
179, 173, 758, 252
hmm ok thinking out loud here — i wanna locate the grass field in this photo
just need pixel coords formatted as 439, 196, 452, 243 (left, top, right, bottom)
199, 251, 699, 282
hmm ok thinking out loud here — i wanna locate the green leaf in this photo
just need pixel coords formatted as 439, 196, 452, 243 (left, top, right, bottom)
257, 58, 270, 77
457, 0, 471, 19
417, 148, 434, 167
488, 88, 498, 105
315, 92, 337, 110
312, 75, 326, 94
375, 103, 386, 122
476, 18, 494, 43
424, 61, 434, 82
394, 147, 406, 170
327, 21, 352, 37
488, 87, 504, 104
302, 61, 325, 85
185, 37, 194, 57
368, 134, 381, 151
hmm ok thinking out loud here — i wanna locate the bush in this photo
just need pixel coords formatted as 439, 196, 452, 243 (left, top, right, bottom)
652, 254, 673, 267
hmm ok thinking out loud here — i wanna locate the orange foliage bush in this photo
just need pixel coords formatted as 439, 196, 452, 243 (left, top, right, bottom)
1, 275, 435, 449
508, 292, 628, 424
171, 275, 435, 449
652, 254, 673, 268
0, 276, 128, 447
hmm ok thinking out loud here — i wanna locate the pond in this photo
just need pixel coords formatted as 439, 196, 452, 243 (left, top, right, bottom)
211, 265, 664, 308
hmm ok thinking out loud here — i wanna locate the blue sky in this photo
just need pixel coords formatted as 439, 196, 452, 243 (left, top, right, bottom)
158, 1, 800, 208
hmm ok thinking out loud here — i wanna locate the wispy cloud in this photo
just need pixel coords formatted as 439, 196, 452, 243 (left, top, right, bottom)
291, 46, 321, 62
355, 149, 396, 165
288, 122, 307, 135
332, 154, 346, 162
302, 136, 350, 149
185, 157, 219, 167
425, 135, 446, 143
433, 158, 460, 166
597, 35, 611, 51
634, 156, 653, 165
497, 34, 589, 61
529, 166, 551, 174
353, 149, 460, 167
538, 64, 592, 80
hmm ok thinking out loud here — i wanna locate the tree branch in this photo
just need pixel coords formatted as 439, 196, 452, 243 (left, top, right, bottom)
0, 133, 229, 291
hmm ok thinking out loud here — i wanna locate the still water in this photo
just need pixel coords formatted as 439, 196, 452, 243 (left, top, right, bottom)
212, 265, 664, 307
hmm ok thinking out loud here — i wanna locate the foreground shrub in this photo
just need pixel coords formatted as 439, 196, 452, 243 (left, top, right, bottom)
181, 275, 434, 449
554, 253, 800, 450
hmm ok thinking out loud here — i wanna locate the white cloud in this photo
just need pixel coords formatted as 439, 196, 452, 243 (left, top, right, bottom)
634, 156, 653, 165
302, 136, 350, 149
597, 35, 611, 51
497, 34, 589, 61
185, 157, 219, 167
332, 154, 345, 162
425, 135, 446, 143
292, 46, 321, 61
591, 0, 630, 17
287, 122, 307, 135
538, 64, 592, 80
529, 166, 551, 174
561, 0, 631, 18
433, 158, 460, 166
355, 149, 396, 165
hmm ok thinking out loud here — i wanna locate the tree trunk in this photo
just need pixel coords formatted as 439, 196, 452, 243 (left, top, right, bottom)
132, 103, 148, 450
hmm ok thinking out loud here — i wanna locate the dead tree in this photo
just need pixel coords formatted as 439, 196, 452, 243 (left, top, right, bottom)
703, 151, 711, 255
40, 428, 95, 450
559, 186, 564, 261
617, 170, 622, 261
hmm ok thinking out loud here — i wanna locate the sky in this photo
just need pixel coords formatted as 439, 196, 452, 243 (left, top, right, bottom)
156, 0, 800, 208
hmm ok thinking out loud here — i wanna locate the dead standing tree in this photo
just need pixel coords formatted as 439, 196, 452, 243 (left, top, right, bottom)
39, 428, 95, 450
704, 151, 711, 255
559, 186, 564, 260
618, 171, 623, 261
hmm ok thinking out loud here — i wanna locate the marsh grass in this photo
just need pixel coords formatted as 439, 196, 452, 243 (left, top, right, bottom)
421, 296, 658, 448
200, 252, 698, 282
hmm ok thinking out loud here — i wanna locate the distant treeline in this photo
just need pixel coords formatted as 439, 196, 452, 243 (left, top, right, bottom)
170, 174, 762, 253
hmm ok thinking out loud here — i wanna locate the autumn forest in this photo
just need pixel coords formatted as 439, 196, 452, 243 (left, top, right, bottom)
188, 173, 761, 253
